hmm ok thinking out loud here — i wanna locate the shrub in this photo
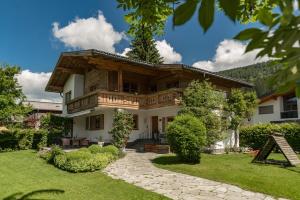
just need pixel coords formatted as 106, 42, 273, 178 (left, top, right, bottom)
240, 123, 300, 151
88, 144, 102, 154
166, 114, 206, 163
53, 150, 113, 173
39, 145, 64, 163
0, 128, 61, 151
99, 145, 120, 159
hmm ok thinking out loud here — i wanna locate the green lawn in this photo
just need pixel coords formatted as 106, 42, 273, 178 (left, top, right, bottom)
0, 150, 168, 200
153, 153, 300, 200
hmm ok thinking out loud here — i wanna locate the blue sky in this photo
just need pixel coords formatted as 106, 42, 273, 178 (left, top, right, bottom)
0, 0, 270, 102
0, 0, 262, 72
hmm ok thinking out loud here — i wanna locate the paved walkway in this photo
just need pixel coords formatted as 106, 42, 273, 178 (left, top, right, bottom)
104, 151, 287, 200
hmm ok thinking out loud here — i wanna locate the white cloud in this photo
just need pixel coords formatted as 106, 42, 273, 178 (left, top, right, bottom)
120, 47, 131, 57
17, 70, 62, 103
120, 40, 182, 64
52, 11, 123, 53
192, 39, 269, 72
155, 40, 182, 64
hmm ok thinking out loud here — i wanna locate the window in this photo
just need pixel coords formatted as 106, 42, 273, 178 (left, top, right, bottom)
65, 91, 72, 104
89, 85, 97, 92
85, 114, 104, 130
259, 105, 274, 114
108, 71, 118, 91
133, 114, 138, 130
283, 94, 297, 111
162, 116, 174, 133
166, 81, 179, 89
123, 82, 138, 93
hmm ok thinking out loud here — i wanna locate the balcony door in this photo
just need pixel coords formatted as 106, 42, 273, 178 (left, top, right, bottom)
282, 93, 298, 118
151, 116, 159, 140
108, 71, 119, 92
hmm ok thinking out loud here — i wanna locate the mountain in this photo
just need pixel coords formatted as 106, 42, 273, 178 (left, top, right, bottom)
217, 61, 281, 97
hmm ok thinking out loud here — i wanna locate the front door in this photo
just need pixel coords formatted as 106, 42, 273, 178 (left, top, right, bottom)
151, 116, 159, 140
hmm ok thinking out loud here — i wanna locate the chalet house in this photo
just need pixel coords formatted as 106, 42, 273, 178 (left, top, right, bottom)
23, 101, 62, 129
252, 90, 300, 124
46, 50, 252, 151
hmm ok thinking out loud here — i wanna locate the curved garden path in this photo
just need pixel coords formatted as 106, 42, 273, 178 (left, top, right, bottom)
104, 151, 287, 200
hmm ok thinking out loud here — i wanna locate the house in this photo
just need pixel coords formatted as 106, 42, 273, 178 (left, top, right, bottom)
252, 90, 300, 124
45, 50, 252, 151
23, 101, 62, 128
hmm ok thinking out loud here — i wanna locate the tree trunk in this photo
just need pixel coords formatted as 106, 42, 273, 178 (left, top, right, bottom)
233, 128, 239, 149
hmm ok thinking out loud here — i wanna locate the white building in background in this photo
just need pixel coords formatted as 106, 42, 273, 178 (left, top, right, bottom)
45, 50, 252, 152
252, 90, 300, 124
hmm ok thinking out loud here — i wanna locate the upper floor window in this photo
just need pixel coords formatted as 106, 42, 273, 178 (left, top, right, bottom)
283, 94, 297, 111
166, 81, 179, 89
108, 71, 119, 92
65, 91, 72, 104
123, 82, 138, 93
258, 105, 274, 114
90, 85, 97, 92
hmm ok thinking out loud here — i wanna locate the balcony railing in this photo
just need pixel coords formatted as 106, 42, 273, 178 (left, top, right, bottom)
67, 89, 182, 114
280, 110, 298, 119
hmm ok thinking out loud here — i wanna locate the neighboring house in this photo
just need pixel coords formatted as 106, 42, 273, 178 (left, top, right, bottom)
252, 90, 300, 124
24, 101, 62, 128
45, 50, 252, 151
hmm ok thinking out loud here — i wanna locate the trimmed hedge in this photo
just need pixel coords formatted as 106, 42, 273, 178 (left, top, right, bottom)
0, 128, 62, 151
240, 123, 300, 151
40, 145, 121, 173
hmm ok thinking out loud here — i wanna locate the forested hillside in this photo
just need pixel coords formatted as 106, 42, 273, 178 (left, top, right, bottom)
218, 61, 281, 97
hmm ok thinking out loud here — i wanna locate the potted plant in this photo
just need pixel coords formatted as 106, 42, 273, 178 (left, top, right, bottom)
97, 136, 104, 147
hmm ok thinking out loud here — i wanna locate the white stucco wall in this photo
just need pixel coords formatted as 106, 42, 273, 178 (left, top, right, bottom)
62, 74, 84, 115
251, 96, 300, 124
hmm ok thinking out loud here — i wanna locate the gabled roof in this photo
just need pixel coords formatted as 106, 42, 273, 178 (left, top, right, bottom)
45, 49, 253, 93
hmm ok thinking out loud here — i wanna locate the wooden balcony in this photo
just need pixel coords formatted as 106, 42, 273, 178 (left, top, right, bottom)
67, 89, 182, 114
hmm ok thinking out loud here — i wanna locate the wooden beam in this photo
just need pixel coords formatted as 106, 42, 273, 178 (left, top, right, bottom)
57, 66, 85, 74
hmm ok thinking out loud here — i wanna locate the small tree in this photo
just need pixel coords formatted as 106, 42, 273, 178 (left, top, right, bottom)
180, 80, 227, 146
166, 114, 206, 163
0, 65, 31, 125
226, 89, 258, 148
109, 109, 134, 149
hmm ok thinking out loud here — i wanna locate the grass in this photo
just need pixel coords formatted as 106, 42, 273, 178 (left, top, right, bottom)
153, 153, 300, 200
0, 150, 169, 200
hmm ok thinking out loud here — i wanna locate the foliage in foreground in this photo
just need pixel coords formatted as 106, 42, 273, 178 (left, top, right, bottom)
240, 123, 300, 152
180, 80, 227, 146
166, 114, 206, 163
109, 109, 134, 149
3, 189, 64, 200
40, 145, 120, 173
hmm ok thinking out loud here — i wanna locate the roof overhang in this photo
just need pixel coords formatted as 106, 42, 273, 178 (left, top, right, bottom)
45, 49, 253, 93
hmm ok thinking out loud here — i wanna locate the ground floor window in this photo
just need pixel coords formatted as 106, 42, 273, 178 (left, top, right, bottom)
133, 114, 138, 130
86, 114, 104, 130
162, 116, 174, 132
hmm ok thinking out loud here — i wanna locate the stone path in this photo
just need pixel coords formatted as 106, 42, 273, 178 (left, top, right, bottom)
104, 151, 288, 200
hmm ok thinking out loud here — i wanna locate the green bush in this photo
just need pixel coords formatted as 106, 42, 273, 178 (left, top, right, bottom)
39, 145, 64, 163
0, 129, 50, 151
88, 144, 102, 154
99, 145, 120, 159
240, 123, 300, 151
166, 114, 206, 163
53, 150, 113, 173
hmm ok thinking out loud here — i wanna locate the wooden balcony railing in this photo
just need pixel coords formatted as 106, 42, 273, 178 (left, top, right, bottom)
67, 89, 182, 114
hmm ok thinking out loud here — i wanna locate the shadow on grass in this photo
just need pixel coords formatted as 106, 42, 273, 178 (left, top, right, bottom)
3, 189, 64, 200
151, 155, 198, 166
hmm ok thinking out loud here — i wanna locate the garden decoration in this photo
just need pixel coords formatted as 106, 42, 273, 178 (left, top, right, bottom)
252, 133, 300, 166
